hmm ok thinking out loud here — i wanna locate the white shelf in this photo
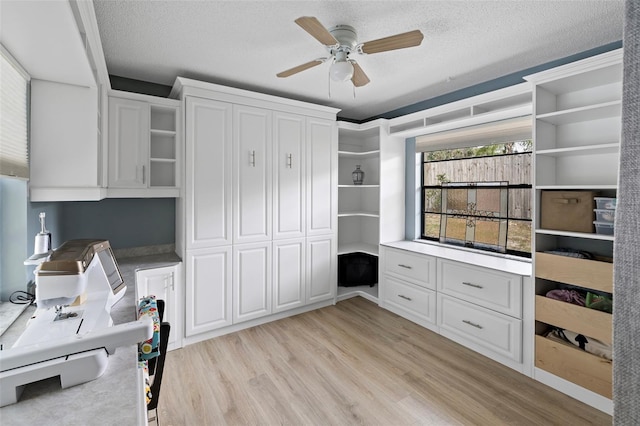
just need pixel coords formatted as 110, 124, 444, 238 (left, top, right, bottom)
338, 243, 379, 256
535, 185, 618, 190
150, 128, 177, 136
338, 150, 380, 159
338, 211, 380, 218
536, 143, 619, 157
536, 101, 620, 125
338, 184, 380, 188
535, 228, 614, 241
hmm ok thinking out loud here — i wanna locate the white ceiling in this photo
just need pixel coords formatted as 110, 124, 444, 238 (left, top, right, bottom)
92, 0, 624, 121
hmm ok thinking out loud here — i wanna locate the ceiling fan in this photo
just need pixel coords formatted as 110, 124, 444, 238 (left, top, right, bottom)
277, 16, 424, 87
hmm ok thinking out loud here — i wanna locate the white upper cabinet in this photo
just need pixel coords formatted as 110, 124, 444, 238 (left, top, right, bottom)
233, 105, 273, 244
185, 96, 233, 249
108, 97, 148, 188
306, 118, 337, 236
107, 92, 180, 197
273, 112, 306, 240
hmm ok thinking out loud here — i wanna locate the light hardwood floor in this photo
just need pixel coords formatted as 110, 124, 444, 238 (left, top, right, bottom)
158, 297, 611, 425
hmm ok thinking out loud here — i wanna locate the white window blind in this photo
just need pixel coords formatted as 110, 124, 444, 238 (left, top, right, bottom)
415, 116, 532, 152
0, 46, 30, 179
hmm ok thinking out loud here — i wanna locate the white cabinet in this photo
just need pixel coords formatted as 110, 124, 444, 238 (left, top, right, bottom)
108, 97, 148, 188
174, 77, 338, 341
306, 235, 337, 304
380, 246, 438, 331
185, 97, 232, 249
233, 242, 272, 323
233, 105, 272, 244
306, 118, 337, 237
273, 238, 305, 313
107, 91, 180, 197
29, 80, 105, 201
436, 259, 523, 364
136, 264, 182, 351
273, 112, 306, 240
185, 246, 232, 336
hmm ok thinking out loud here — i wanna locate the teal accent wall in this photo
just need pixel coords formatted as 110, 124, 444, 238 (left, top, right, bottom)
27, 198, 175, 251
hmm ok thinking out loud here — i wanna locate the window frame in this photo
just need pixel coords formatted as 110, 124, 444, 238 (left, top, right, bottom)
420, 150, 533, 258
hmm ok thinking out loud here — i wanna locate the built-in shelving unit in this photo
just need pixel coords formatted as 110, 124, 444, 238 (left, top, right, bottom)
336, 120, 405, 302
149, 105, 178, 187
525, 48, 622, 415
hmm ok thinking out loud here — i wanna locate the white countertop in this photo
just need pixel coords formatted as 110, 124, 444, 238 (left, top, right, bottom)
382, 240, 532, 276
0, 252, 181, 426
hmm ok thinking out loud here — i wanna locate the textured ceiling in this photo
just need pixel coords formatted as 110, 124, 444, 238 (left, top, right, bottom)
93, 0, 624, 121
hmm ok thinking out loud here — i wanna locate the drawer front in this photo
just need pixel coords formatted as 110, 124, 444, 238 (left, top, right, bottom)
384, 275, 436, 325
438, 294, 522, 362
383, 247, 436, 290
438, 259, 522, 318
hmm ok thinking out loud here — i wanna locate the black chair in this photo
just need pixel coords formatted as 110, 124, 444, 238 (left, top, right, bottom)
147, 299, 171, 425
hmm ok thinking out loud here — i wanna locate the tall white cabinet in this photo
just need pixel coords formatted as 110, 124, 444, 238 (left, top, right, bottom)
525, 49, 621, 414
172, 78, 339, 344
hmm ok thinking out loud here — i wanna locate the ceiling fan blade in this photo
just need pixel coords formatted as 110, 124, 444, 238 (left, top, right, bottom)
351, 62, 370, 87
276, 59, 324, 78
295, 16, 338, 46
360, 29, 424, 54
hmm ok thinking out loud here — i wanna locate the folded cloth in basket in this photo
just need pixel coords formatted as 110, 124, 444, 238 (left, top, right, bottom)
138, 296, 160, 360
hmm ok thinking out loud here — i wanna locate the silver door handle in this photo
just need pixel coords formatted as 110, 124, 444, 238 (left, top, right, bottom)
249, 150, 256, 167
142, 165, 146, 184
398, 294, 412, 301
287, 153, 292, 168
398, 264, 412, 269
462, 281, 483, 289
462, 319, 483, 329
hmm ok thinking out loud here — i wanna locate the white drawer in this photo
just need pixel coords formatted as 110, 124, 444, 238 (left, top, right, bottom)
438, 294, 522, 362
437, 259, 522, 318
383, 247, 436, 290
383, 275, 436, 325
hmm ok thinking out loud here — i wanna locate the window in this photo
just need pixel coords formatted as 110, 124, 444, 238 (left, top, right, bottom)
421, 141, 532, 257
0, 45, 30, 179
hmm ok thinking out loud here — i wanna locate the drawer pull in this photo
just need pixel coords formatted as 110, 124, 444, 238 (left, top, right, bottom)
462, 319, 483, 329
398, 264, 412, 269
462, 281, 483, 289
398, 294, 412, 301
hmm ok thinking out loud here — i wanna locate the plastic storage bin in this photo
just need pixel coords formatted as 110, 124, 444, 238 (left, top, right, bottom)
594, 209, 616, 223
594, 197, 617, 210
593, 221, 614, 235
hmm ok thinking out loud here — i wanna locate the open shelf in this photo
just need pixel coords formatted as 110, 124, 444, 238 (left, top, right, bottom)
337, 242, 379, 256
338, 211, 380, 218
534, 229, 614, 241
338, 150, 380, 159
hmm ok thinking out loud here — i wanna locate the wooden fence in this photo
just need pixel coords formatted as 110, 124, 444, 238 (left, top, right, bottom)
423, 153, 532, 219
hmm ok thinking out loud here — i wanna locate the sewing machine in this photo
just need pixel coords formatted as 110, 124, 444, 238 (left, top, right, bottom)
0, 240, 153, 407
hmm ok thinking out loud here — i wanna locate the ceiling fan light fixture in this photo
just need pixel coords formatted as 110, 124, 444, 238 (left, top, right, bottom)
330, 60, 354, 82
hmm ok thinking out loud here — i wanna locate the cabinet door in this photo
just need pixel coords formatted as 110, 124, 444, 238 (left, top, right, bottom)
185, 247, 232, 336
273, 239, 305, 313
273, 112, 305, 239
306, 118, 337, 236
186, 97, 233, 248
233, 242, 272, 323
306, 235, 336, 303
233, 105, 272, 244
108, 97, 149, 188
136, 264, 181, 350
